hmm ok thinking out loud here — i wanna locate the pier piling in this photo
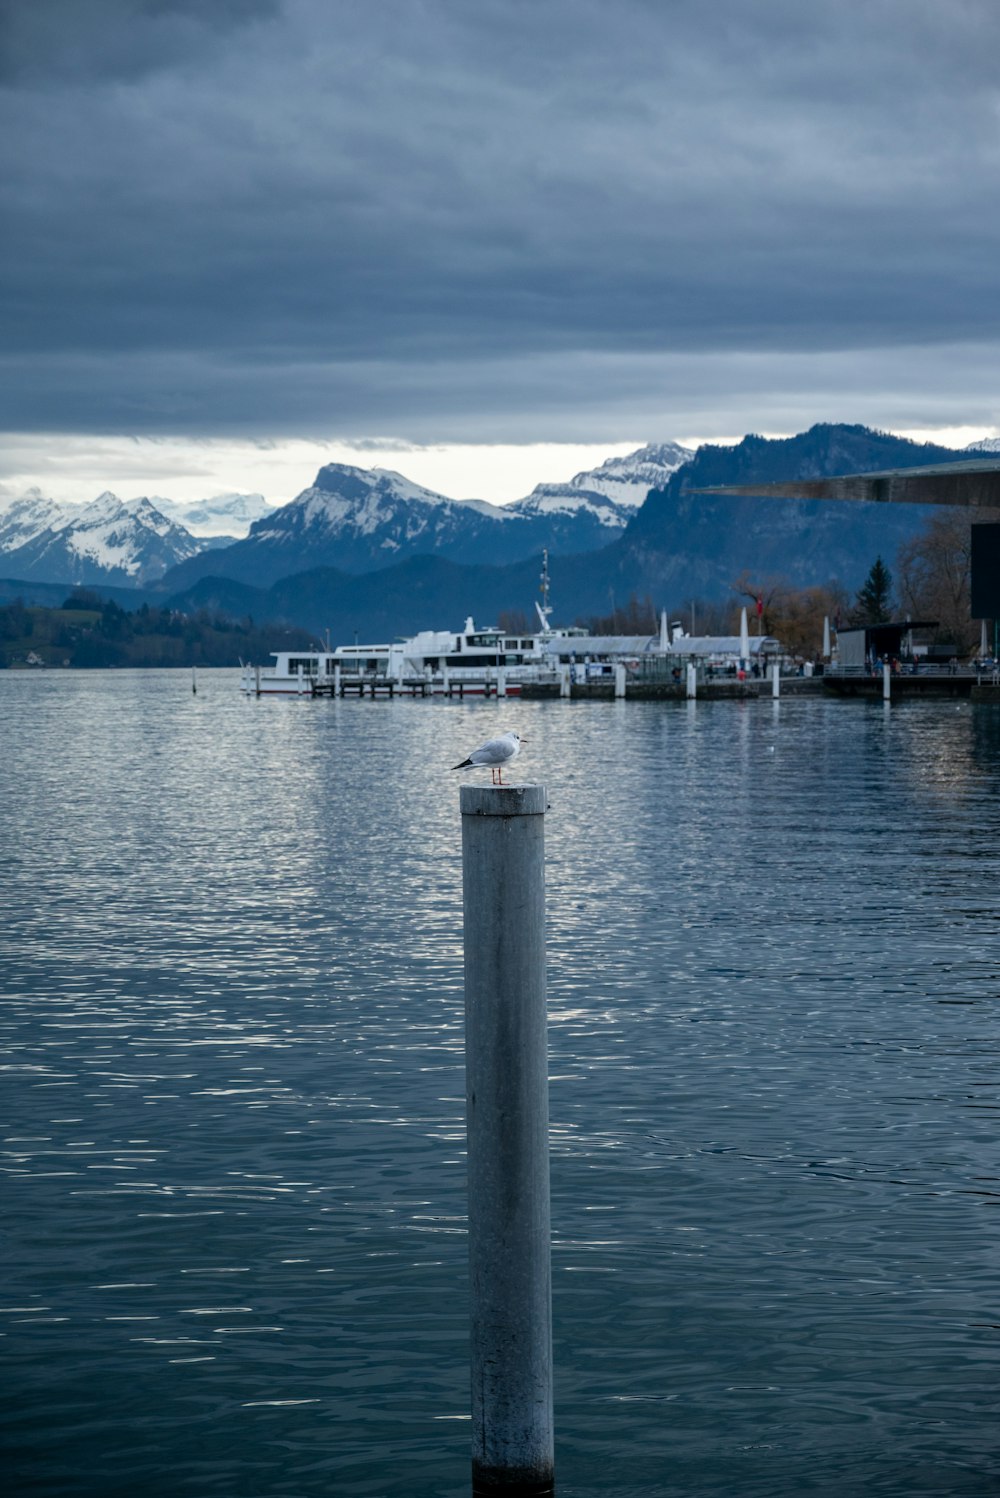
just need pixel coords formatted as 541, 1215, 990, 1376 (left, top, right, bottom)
460, 784, 553, 1497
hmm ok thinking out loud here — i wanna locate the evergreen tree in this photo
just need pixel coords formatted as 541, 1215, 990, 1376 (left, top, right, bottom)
853, 556, 894, 624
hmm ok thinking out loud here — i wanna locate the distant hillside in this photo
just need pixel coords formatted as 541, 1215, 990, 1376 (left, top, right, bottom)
0, 592, 315, 669
165, 554, 548, 642
591, 424, 975, 602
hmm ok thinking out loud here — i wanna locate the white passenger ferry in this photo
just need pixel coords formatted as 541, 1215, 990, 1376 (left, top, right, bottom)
242, 551, 594, 697
239, 611, 588, 696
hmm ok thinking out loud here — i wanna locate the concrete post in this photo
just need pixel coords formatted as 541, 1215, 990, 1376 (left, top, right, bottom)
614, 664, 626, 698
772, 661, 780, 699
334, 663, 342, 696
497, 666, 507, 699
559, 666, 570, 698
460, 784, 553, 1497
686, 663, 697, 698
883, 663, 891, 702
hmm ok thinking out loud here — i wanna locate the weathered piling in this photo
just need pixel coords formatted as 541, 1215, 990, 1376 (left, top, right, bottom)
883, 663, 891, 702
772, 661, 780, 699
460, 783, 554, 1497
686, 663, 697, 699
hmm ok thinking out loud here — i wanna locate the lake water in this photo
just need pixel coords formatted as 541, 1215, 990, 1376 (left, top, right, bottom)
2, 670, 999, 1497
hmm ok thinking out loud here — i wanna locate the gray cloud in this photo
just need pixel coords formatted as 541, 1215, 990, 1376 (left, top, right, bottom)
0, 1, 278, 83
3, 0, 1000, 439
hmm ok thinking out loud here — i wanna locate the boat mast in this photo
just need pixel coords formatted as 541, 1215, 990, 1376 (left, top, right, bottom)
536, 548, 553, 634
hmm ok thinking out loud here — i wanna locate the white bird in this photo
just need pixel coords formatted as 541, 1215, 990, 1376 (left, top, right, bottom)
451, 731, 525, 786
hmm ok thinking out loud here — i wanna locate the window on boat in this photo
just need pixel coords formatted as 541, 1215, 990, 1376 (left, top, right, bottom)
288, 657, 318, 675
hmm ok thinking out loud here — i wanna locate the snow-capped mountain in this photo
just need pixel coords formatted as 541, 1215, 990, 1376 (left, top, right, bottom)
161, 464, 525, 589
965, 437, 1000, 454
2, 491, 206, 586
159, 452, 679, 594
509, 441, 694, 523
151, 491, 274, 538
0, 488, 77, 552
289, 465, 511, 541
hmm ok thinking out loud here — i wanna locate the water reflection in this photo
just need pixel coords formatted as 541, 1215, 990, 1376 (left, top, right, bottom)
1, 673, 999, 1495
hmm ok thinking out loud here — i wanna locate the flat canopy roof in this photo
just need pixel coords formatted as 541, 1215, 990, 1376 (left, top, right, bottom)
694, 458, 1000, 508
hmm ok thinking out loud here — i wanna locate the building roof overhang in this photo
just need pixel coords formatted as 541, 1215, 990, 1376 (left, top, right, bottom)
693, 459, 1000, 509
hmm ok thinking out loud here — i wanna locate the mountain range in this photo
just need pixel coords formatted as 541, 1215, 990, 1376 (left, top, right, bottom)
158, 443, 692, 592
0, 490, 210, 588
0, 443, 690, 594
144, 425, 975, 638
0, 428, 992, 636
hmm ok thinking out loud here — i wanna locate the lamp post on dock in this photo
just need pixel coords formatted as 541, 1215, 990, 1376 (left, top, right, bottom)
460, 784, 554, 1497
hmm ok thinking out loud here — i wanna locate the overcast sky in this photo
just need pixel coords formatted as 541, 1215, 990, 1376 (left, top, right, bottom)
3, 0, 999, 504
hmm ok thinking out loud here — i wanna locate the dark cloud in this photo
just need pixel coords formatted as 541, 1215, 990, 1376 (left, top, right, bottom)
2, 0, 1000, 438
0, 1, 277, 83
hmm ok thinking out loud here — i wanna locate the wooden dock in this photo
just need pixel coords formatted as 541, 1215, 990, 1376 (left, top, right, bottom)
308, 675, 511, 699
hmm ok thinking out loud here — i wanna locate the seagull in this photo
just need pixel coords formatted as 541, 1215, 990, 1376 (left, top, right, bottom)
451, 731, 525, 786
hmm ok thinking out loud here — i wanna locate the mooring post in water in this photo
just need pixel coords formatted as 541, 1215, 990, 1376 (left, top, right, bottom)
460, 783, 554, 1498
686, 663, 697, 699
772, 661, 780, 699
883, 663, 891, 702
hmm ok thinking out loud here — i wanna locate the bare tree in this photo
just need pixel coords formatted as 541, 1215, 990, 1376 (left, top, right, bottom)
581, 593, 659, 635
770, 582, 850, 658
731, 572, 850, 656
497, 608, 532, 634
669, 597, 737, 635
895, 510, 990, 655
730, 571, 787, 636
